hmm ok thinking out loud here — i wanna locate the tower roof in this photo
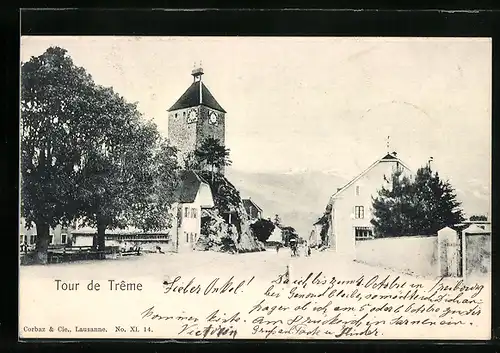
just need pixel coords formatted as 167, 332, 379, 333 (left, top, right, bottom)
168, 80, 226, 113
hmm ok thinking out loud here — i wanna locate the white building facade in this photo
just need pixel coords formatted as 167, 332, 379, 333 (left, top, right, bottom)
327, 152, 412, 258
172, 172, 214, 252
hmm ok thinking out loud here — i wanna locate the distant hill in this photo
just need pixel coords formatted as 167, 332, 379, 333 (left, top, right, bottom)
226, 168, 347, 237
454, 178, 491, 219
226, 168, 491, 237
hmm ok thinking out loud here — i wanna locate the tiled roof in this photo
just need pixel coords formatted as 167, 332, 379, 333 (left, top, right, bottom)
243, 198, 262, 212
168, 81, 226, 113
174, 170, 205, 203
329, 152, 412, 202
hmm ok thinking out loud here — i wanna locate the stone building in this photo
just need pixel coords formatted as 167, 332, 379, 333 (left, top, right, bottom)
19, 217, 69, 247
167, 65, 227, 173
242, 198, 263, 220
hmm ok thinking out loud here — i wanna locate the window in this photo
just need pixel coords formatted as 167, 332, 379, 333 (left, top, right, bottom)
355, 227, 373, 240
49, 235, 54, 244
190, 233, 194, 243
195, 233, 197, 242
185, 232, 189, 243
184, 207, 189, 218
30, 235, 37, 244
191, 208, 198, 218
354, 206, 364, 219
355, 185, 360, 196
61, 234, 67, 244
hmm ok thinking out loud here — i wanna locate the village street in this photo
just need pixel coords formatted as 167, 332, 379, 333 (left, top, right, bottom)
19, 247, 491, 341
19, 248, 466, 286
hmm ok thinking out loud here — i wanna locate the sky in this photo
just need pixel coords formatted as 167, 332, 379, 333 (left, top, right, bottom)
20, 36, 491, 196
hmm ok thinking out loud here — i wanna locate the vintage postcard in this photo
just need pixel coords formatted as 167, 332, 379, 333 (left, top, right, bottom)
19, 36, 491, 340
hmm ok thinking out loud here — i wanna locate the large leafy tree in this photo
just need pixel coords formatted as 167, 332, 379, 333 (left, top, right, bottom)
73, 86, 180, 253
21, 46, 98, 263
21, 46, 180, 262
371, 166, 465, 237
138, 141, 181, 231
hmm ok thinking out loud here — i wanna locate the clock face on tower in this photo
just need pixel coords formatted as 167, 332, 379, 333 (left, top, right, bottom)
187, 109, 198, 123
209, 111, 218, 125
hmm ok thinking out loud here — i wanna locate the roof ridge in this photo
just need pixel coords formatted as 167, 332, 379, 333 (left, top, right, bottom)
168, 81, 226, 113
243, 198, 262, 211
329, 153, 412, 202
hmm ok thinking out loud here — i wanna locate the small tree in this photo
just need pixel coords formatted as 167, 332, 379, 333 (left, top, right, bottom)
182, 151, 201, 171
273, 214, 282, 227
250, 218, 275, 243
281, 226, 298, 247
194, 137, 232, 181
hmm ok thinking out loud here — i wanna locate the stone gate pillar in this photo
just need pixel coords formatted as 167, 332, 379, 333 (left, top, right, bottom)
437, 227, 461, 277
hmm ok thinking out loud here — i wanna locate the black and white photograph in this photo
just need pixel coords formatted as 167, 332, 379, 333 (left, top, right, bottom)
19, 36, 491, 340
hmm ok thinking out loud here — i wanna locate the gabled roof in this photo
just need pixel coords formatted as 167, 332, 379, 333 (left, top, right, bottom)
174, 170, 208, 203
242, 198, 263, 212
381, 153, 398, 160
168, 81, 226, 113
329, 152, 412, 203
313, 214, 328, 225
460, 223, 491, 234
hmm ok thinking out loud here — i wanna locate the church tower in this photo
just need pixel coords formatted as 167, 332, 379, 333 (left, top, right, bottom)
167, 64, 226, 172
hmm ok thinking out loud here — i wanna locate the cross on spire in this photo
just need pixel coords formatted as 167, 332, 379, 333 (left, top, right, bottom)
386, 135, 390, 153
